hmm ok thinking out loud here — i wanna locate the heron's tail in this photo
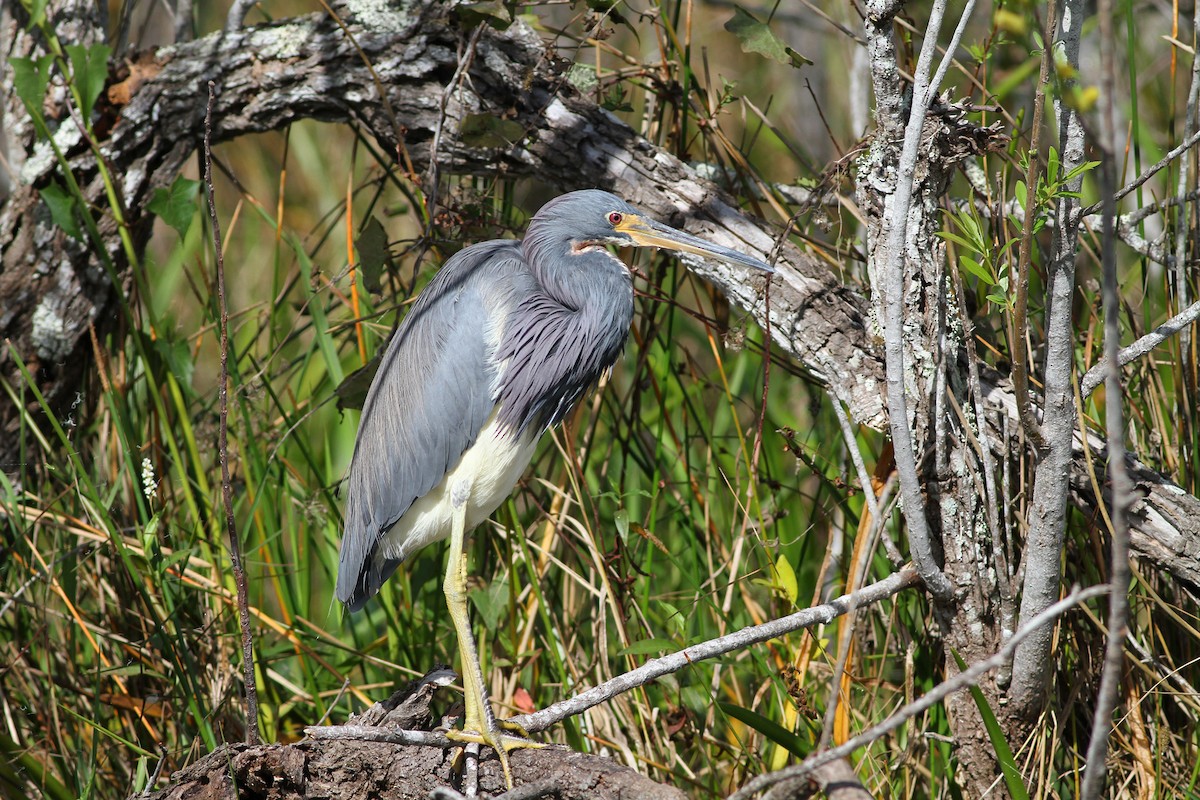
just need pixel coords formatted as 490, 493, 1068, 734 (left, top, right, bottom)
336, 531, 404, 613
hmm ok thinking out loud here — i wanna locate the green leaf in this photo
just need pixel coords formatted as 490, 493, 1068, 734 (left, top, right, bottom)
354, 216, 390, 293
65, 43, 111, 122
25, 0, 49, 28
10, 54, 55, 112
784, 46, 813, 68
1046, 146, 1060, 183
725, 6, 807, 68
153, 335, 196, 392
937, 231, 977, 251
658, 600, 686, 637
147, 175, 200, 239
719, 702, 810, 759
958, 212, 984, 250
470, 575, 509, 631
773, 553, 798, 605
611, 508, 630, 544
601, 83, 633, 112
960, 256, 995, 284
1014, 180, 1028, 211
40, 182, 82, 239
1063, 160, 1102, 183
334, 359, 380, 411
951, 651, 1031, 800
616, 637, 676, 657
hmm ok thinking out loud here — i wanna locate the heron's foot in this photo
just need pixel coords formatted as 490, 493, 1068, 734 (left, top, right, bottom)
445, 724, 544, 789
495, 717, 535, 738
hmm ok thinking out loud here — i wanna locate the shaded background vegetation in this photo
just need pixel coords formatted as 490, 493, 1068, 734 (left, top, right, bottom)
1, 0, 1198, 797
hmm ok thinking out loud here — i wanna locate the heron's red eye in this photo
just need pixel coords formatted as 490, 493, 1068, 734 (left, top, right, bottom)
607, 212, 623, 226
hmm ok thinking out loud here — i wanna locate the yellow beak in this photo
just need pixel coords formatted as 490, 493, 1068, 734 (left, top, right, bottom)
615, 214, 774, 272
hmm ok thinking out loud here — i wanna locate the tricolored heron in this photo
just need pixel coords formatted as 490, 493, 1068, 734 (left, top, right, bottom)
336, 189, 772, 786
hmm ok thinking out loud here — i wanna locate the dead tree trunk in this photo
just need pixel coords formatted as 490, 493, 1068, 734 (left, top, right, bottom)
858, 1, 1015, 790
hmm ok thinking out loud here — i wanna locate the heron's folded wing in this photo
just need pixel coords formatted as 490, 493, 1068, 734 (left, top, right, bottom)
336, 241, 526, 609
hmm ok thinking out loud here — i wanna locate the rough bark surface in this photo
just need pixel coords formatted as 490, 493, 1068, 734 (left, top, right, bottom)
140, 672, 688, 800
141, 741, 686, 800
857, 0, 1013, 785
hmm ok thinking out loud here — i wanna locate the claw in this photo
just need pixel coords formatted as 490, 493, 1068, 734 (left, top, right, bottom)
446, 722, 543, 788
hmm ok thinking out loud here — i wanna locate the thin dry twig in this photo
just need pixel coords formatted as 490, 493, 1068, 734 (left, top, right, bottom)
304, 724, 449, 746
204, 81, 260, 745
815, 405, 895, 750
1080, 298, 1200, 397
1080, 127, 1200, 217
871, 0, 972, 601
425, 25, 485, 222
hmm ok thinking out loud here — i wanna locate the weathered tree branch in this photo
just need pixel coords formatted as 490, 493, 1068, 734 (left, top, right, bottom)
509, 567, 920, 734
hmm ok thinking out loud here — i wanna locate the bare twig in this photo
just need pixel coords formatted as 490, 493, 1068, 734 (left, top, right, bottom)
807, 759, 877, 800
509, 568, 920, 734
300, 571, 918, 760
304, 724, 449, 746
425, 25, 484, 223
224, 0, 258, 32
173, 0, 194, 43
815, 404, 896, 749
1080, 299, 1200, 397
1080, 127, 1200, 217
728, 584, 1109, 800
1171, 3, 1200, 431
1080, 1, 1134, 793
204, 81, 260, 745
429, 780, 561, 800
829, 393, 883, 532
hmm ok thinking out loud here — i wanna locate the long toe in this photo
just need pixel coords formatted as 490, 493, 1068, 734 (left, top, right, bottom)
446, 724, 544, 789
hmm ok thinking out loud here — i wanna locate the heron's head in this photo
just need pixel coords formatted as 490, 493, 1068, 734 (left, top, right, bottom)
531, 190, 774, 273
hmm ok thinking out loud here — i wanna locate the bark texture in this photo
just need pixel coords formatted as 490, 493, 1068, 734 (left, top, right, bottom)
140, 670, 687, 800
858, 0, 1014, 787
142, 741, 686, 800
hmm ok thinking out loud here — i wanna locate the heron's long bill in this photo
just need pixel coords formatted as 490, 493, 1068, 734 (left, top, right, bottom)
618, 215, 774, 273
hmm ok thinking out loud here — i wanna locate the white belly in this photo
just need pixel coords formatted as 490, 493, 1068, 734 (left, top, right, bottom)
380, 410, 539, 562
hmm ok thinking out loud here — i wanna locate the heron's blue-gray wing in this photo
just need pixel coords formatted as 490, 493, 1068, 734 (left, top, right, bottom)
337, 240, 528, 611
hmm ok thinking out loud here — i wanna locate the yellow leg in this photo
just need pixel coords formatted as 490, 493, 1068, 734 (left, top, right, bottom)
442, 487, 541, 789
